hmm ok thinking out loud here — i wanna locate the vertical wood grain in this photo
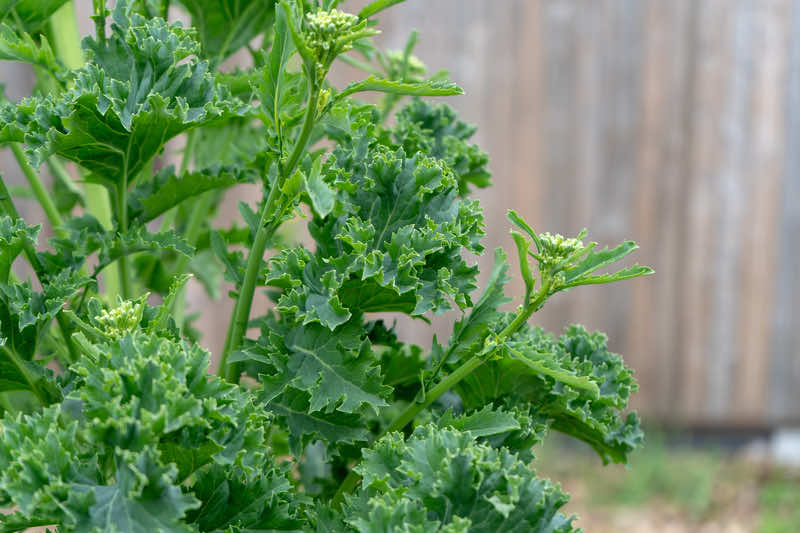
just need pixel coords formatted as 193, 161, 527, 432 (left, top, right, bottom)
770, 0, 800, 422
2, 0, 798, 426
734, 0, 790, 420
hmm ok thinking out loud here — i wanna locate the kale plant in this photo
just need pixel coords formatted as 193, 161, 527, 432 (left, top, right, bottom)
0, 1, 653, 531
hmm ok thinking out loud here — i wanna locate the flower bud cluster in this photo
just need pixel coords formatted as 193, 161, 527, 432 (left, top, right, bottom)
537, 232, 585, 269
96, 299, 143, 338
305, 9, 359, 69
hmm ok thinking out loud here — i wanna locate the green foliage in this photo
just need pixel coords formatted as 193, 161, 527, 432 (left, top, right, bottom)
0, 1, 653, 531
335, 425, 578, 532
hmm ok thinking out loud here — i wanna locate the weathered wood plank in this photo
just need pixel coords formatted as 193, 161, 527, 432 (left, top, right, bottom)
769, 0, 800, 422
628, 0, 695, 419
734, 0, 791, 420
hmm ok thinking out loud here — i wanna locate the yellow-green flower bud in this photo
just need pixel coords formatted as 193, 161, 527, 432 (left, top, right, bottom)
96, 298, 143, 338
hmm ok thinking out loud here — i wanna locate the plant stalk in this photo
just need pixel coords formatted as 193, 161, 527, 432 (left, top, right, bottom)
9, 143, 64, 232
48, 1, 121, 302
115, 181, 133, 300
172, 191, 214, 330
332, 280, 552, 504
218, 86, 320, 381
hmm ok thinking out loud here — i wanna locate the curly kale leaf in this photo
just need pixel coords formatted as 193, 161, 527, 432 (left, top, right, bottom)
253, 317, 389, 447
0, 330, 299, 531
0, 23, 63, 76
0, 1, 243, 184
186, 463, 303, 532
0, 216, 38, 282
0, 269, 91, 331
394, 98, 491, 196
268, 145, 484, 329
0, 410, 199, 533
265, 389, 370, 457
337, 425, 577, 533
458, 323, 643, 464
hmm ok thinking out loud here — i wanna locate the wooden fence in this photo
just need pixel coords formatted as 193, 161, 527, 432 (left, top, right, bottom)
2, 0, 798, 427
364, 0, 799, 427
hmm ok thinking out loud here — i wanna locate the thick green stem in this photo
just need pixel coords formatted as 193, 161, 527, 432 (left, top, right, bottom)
49, 2, 83, 69
115, 182, 132, 300
48, 1, 120, 302
9, 143, 63, 232
218, 87, 320, 381
172, 191, 214, 330
332, 280, 553, 504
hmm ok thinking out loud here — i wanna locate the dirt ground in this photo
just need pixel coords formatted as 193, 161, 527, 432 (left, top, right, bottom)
534, 438, 800, 533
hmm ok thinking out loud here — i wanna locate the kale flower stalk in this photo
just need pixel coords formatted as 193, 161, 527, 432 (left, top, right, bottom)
0, 1, 652, 531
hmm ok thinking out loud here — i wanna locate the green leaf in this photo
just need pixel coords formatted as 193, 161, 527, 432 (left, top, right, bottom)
0, 6, 243, 184
394, 98, 491, 196
438, 406, 520, 439
76, 449, 200, 533
0, 0, 69, 33
0, 343, 61, 405
95, 227, 194, 275
440, 248, 511, 367
0, 23, 63, 76
338, 76, 463, 100
263, 319, 389, 414
358, 0, 407, 19
178, 0, 277, 61
266, 389, 370, 457
503, 343, 600, 395
258, 1, 293, 129
458, 323, 643, 464
0, 269, 91, 330
127, 164, 252, 224
303, 156, 335, 217
348, 425, 577, 532
186, 463, 302, 531
268, 145, 484, 329
146, 273, 192, 334
0, 216, 38, 283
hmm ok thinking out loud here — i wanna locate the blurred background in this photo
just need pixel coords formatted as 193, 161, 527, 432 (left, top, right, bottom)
2, 1, 799, 531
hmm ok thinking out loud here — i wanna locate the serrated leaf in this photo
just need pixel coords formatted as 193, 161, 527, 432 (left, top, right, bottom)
0, 269, 91, 330
0, 23, 63, 76
127, 165, 252, 224
273, 321, 389, 413
458, 323, 643, 464
303, 156, 334, 217
96, 227, 194, 274
147, 273, 191, 334
186, 462, 302, 531
394, 98, 491, 196
0, 0, 69, 33
338, 76, 463, 100
76, 449, 199, 533
440, 248, 510, 367
266, 389, 369, 456
0, 6, 243, 184
349, 425, 577, 532
0, 215, 38, 282
178, 0, 277, 61
268, 145, 484, 329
